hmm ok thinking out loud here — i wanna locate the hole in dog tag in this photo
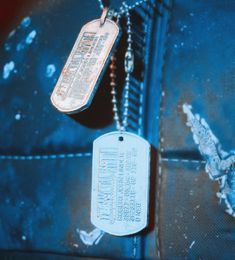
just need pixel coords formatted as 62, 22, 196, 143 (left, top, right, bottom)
91, 131, 150, 236
51, 16, 120, 114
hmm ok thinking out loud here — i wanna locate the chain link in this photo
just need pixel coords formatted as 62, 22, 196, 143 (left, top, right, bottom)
109, 3, 134, 132
97, 0, 104, 10
99, 0, 148, 132
98, 0, 148, 17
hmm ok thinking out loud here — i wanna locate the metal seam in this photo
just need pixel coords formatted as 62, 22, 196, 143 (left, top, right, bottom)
156, 154, 162, 259
0, 152, 92, 160
131, 1, 152, 257
156, 0, 173, 258
131, 1, 150, 257
161, 158, 206, 164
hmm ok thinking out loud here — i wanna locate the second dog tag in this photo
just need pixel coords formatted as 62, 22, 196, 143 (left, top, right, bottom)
51, 9, 120, 114
91, 131, 150, 236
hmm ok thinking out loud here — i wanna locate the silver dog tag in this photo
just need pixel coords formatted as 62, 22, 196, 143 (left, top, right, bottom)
51, 12, 120, 114
91, 131, 150, 236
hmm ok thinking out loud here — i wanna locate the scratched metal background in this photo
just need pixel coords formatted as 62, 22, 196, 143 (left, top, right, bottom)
0, 0, 235, 259
158, 0, 235, 259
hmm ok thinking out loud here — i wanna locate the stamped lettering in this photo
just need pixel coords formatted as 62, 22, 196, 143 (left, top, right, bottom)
51, 18, 120, 113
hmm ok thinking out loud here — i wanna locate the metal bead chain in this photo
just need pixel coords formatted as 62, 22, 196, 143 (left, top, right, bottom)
109, 3, 134, 132
123, 3, 134, 130
119, 0, 148, 16
97, 0, 148, 17
110, 54, 122, 131
97, 0, 104, 10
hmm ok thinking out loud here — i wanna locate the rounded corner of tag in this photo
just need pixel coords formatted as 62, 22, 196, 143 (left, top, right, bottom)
146, 141, 151, 151
127, 221, 148, 236
141, 137, 150, 147
93, 138, 98, 146
93, 132, 110, 143
81, 19, 97, 30
50, 94, 55, 106
50, 94, 60, 111
106, 224, 148, 236
90, 218, 103, 233
107, 18, 120, 30
90, 216, 96, 227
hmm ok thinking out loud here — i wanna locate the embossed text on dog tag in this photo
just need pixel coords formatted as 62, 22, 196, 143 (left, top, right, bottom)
51, 16, 120, 114
91, 131, 150, 236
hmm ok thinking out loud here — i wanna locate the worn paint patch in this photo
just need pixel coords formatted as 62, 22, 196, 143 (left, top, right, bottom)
183, 104, 235, 217
21, 235, 27, 241
189, 240, 195, 249
20, 17, 31, 28
8, 30, 16, 38
3, 61, 15, 79
77, 228, 104, 246
15, 113, 21, 121
16, 42, 25, 52
4, 43, 11, 51
26, 30, 37, 45
16, 30, 37, 52
6, 17, 35, 53
46, 64, 56, 78
4, 30, 16, 51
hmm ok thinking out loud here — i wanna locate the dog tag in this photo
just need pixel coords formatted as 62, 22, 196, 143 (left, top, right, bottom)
51, 10, 120, 114
91, 131, 150, 236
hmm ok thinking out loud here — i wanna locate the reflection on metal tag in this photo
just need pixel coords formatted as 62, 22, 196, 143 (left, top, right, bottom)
91, 131, 150, 236
51, 18, 120, 114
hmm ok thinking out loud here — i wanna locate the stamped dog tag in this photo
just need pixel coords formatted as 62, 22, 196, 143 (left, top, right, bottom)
51, 10, 120, 114
91, 131, 150, 236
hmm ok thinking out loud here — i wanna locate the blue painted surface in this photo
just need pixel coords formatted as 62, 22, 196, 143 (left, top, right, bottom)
158, 0, 235, 259
161, 0, 235, 154
0, 157, 139, 258
183, 104, 235, 217
0, 0, 159, 259
1, 0, 235, 259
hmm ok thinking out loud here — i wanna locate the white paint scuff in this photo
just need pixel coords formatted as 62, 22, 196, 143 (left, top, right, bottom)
3, 61, 15, 79
16, 43, 25, 52
189, 240, 195, 249
15, 113, 21, 120
21, 16, 31, 28
77, 228, 104, 246
8, 30, 16, 38
26, 30, 37, 44
46, 64, 56, 78
4, 43, 11, 51
16, 29, 37, 52
183, 103, 235, 217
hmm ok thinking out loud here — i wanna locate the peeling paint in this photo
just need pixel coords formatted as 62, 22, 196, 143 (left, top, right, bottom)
26, 30, 37, 45
189, 240, 195, 249
46, 64, 56, 78
21, 16, 31, 28
8, 30, 16, 38
4, 43, 11, 51
16, 42, 25, 52
77, 228, 104, 246
15, 113, 21, 120
180, 25, 188, 32
3, 61, 15, 79
16, 29, 37, 52
183, 104, 235, 217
